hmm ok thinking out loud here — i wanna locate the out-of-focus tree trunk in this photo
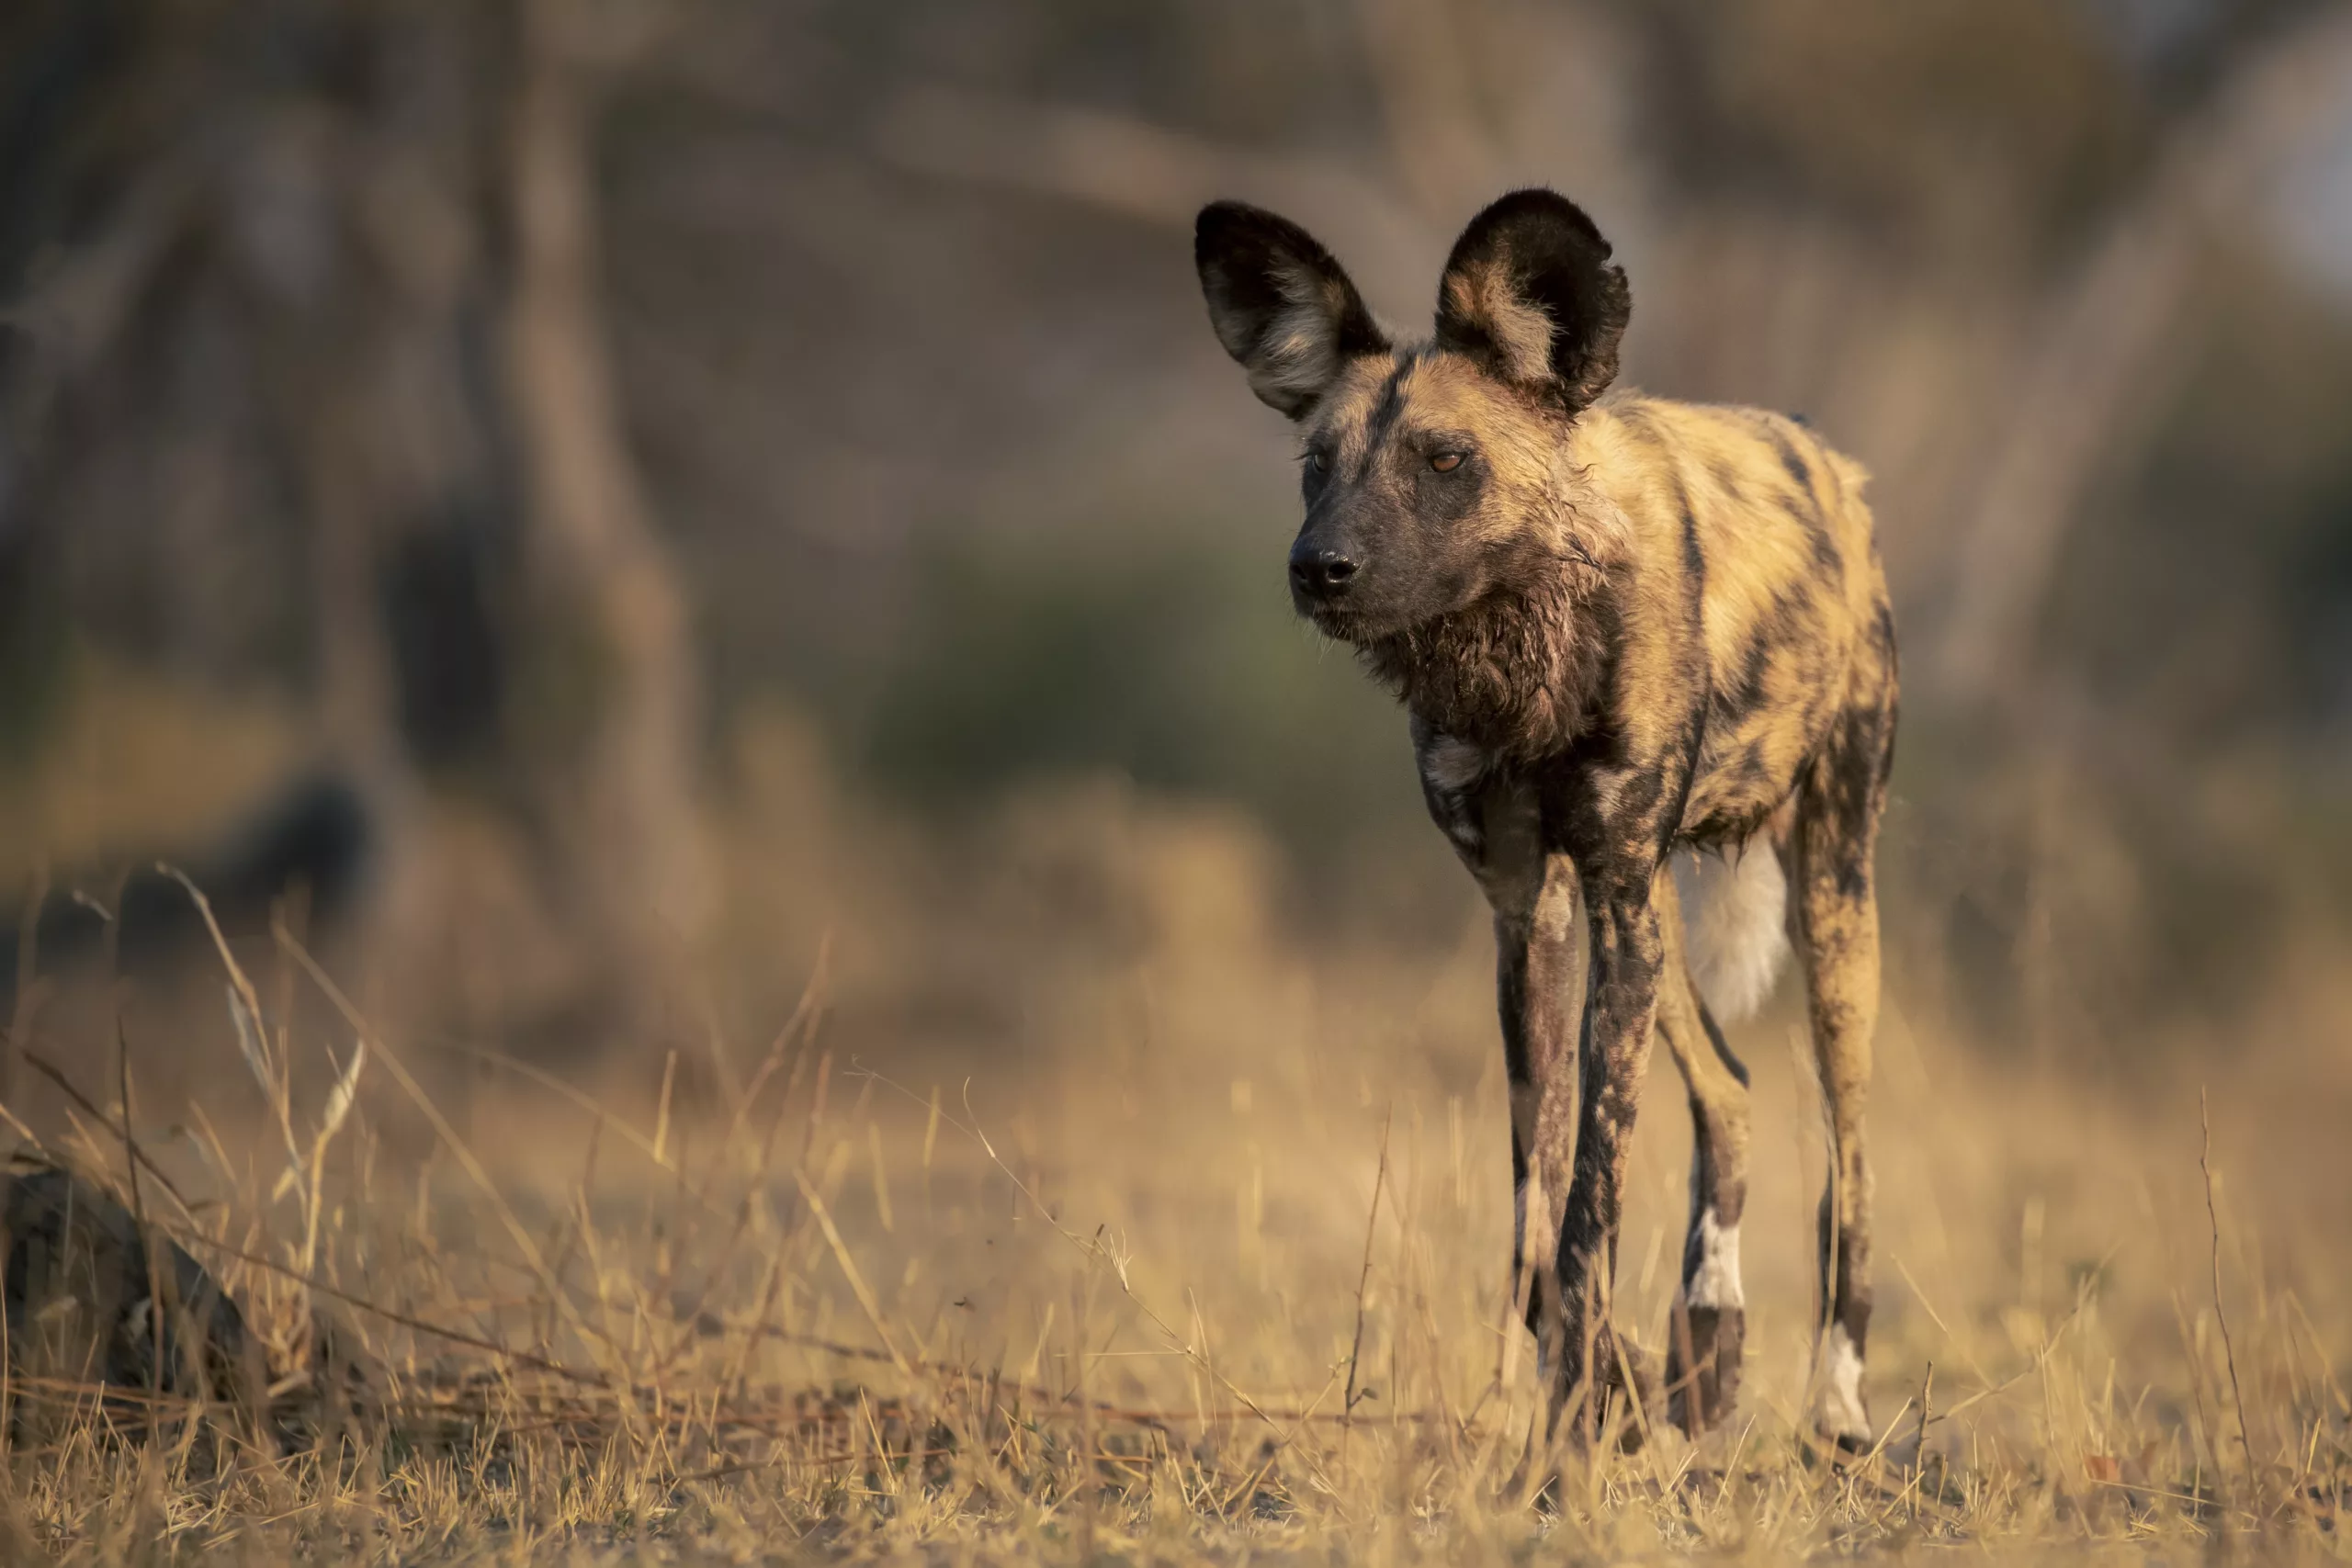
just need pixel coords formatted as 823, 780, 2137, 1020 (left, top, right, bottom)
1933, 6, 2352, 706
0, 0, 709, 1049
503, 0, 710, 1031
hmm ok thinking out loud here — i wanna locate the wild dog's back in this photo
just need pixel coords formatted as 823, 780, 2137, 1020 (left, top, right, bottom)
1569, 395, 1894, 851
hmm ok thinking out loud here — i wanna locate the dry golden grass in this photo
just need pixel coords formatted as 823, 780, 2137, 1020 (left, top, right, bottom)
3, 902, 2347, 1563
1, 707, 2347, 1563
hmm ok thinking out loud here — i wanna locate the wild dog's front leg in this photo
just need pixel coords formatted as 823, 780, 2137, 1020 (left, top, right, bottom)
1496, 861, 1581, 1389
1413, 728, 1579, 1393
1552, 863, 1666, 1444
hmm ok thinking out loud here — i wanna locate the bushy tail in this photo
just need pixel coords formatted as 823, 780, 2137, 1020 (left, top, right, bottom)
1671, 845, 1790, 1025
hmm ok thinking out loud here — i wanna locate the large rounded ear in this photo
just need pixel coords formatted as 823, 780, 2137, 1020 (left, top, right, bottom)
1433, 189, 1630, 412
1194, 201, 1388, 420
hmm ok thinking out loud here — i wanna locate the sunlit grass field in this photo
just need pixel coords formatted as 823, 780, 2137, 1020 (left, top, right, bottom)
2, 700, 2347, 1562
4, 891, 2346, 1564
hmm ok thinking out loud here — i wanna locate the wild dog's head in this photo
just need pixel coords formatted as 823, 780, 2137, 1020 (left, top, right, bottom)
1193, 189, 1629, 644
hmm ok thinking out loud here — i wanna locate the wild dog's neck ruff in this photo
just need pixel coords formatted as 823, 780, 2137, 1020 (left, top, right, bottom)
1359, 555, 1611, 761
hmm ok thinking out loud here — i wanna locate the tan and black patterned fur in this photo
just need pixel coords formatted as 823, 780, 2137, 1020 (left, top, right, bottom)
1195, 190, 1897, 1450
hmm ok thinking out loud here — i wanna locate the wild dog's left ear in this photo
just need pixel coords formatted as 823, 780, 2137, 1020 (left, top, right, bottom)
1435, 189, 1630, 412
1195, 201, 1388, 419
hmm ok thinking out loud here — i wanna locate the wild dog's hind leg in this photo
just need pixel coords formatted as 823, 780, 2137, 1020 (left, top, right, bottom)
1792, 673, 1896, 1451
1653, 869, 1753, 1437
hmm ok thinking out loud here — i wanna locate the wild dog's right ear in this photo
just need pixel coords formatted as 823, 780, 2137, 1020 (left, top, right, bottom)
1434, 189, 1630, 412
1194, 201, 1387, 419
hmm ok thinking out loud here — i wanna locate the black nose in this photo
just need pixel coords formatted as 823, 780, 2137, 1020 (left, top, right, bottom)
1289, 547, 1359, 600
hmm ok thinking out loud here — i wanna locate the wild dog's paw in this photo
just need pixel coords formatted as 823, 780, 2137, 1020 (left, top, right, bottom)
1558, 1325, 1665, 1454
1668, 1300, 1747, 1437
1815, 1322, 1872, 1454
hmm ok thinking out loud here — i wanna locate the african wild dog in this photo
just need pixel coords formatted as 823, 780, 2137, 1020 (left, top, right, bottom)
1193, 190, 1896, 1450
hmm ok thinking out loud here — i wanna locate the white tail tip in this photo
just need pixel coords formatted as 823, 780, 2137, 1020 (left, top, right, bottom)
1673, 846, 1790, 1024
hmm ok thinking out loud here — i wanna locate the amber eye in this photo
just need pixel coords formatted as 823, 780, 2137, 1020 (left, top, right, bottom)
1430, 452, 1464, 473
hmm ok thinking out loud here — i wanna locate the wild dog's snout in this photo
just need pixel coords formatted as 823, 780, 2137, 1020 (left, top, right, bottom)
1288, 543, 1359, 601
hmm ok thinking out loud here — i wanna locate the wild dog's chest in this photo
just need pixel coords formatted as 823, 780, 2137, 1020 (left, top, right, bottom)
1411, 722, 1664, 875
1365, 579, 1605, 766
1411, 643, 1840, 865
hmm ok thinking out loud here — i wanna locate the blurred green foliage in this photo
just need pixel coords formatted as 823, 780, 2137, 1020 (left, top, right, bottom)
862, 530, 1426, 870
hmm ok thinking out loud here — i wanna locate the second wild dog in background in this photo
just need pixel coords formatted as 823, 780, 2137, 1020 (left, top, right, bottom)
1193, 189, 1897, 1452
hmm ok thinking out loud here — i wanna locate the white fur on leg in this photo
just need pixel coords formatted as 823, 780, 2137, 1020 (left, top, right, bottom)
1515, 1173, 1557, 1392
1513, 1168, 1556, 1274
1673, 847, 1789, 1024
1685, 1207, 1743, 1310
1820, 1322, 1871, 1443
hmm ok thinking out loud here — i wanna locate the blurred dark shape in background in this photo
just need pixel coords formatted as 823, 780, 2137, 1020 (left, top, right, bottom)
0, 773, 368, 1019
3, 0, 2350, 1079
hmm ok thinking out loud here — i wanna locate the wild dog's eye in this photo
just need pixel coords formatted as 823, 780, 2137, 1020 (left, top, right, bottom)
1430, 451, 1464, 473
1306, 450, 1330, 473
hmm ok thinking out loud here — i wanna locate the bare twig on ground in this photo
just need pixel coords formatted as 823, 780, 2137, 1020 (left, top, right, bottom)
1342, 1111, 1392, 1434
2201, 1088, 2256, 1495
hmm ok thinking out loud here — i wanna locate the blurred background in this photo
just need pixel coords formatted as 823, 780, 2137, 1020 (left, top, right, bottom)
3, 0, 2350, 1142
